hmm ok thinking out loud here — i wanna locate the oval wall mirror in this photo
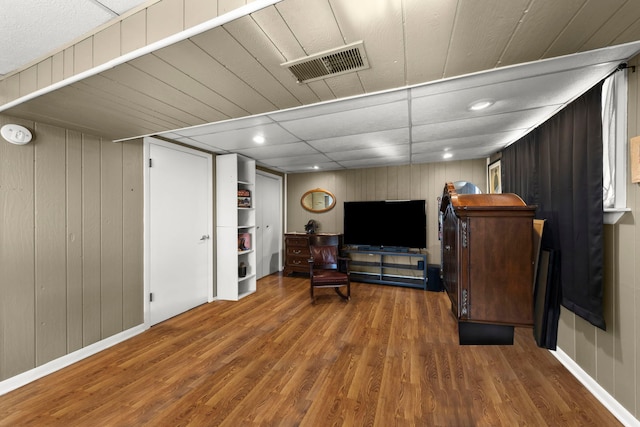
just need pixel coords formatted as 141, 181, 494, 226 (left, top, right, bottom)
301, 188, 336, 213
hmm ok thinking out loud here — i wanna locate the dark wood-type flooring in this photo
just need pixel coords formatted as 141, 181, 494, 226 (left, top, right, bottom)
0, 273, 621, 426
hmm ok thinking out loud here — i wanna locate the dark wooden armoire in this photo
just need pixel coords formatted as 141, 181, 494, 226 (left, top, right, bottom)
440, 182, 536, 344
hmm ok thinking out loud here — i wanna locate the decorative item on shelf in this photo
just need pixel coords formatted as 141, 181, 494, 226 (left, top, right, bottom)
238, 232, 251, 251
238, 189, 251, 208
238, 262, 247, 278
305, 219, 318, 234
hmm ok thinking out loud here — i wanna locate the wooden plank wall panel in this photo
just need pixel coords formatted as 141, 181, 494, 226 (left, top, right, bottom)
192, 28, 300, 110
94, 24, 121, 66
121, 10, 147, 55
51, 52, 64, 84
404, 0, 456, 84
19, 66, 37, 98
34, 123, 68, 365
153, 40, 274, 115
72, 37, 94, 73
100, 141, 124, 338
128, 55, 231, 124
37, 58, 53, 90
63, 48, 74, 80
445, 0, 529, 77
611, 57, 640, 413
147, 0, 184, 44
0, 116, 36, 380
122, 140, 144, 329
1, 113, 144, 383
286, 159, 485, 263
185, 0, 219, 28
66, 131, 84, 353
331, 0, 405, 92
99, 63, 213, 126
82, 135, 103, 346
544, 0, 626, 58
0, 79, 6, 105
219, 0, 246, 15
498, 0, 584, 67
224, 16, 320, 106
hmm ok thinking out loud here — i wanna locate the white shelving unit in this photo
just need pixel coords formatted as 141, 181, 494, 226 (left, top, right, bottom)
216, 154, 256, 300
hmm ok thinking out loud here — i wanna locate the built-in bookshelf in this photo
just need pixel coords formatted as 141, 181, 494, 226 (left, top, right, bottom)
216, 154, 256, 300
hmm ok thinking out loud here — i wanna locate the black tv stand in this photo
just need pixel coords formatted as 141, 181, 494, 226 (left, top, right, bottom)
343, 248, 427, 290
380, 246, 408, 253
349, 245, 409, 253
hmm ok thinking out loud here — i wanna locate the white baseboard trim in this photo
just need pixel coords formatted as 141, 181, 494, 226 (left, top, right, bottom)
0, 324, 147, 396
552, 347, 639, 427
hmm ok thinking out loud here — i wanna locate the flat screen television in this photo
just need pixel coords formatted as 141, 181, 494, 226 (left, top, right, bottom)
343, 200, 426, 249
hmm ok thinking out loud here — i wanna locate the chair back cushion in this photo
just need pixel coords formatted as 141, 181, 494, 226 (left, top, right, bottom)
310, 245, 337, 267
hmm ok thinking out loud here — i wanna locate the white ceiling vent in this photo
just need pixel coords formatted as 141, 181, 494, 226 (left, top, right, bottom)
282, 41, 369, 83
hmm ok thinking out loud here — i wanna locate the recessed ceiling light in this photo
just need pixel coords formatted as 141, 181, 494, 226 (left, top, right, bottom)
253, 135, 265, 144
312, 165, 319, 170
468, 99, 495, 111
443, 153, 453, 159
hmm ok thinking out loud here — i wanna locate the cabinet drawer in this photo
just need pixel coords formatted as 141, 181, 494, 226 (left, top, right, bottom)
286, 246, 309, 257
286, 255, 309, 268
285, 236, 308, 247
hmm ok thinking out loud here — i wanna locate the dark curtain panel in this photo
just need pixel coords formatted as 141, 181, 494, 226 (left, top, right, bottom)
502, 83, 605, 332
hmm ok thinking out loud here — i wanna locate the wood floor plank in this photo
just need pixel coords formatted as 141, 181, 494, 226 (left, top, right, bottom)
0, 274, 623, 426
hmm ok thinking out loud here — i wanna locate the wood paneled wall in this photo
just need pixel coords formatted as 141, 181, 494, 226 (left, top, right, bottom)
0, 0, 254, 107
554, 56, 640, 420
286, 159, 487, 265
0, 114, 144, 381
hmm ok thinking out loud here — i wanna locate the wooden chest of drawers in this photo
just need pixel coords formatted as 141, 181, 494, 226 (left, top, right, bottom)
284, 233, 342, 276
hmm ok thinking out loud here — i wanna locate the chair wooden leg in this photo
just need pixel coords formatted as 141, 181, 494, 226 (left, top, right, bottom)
310, 286, 316, 304
334, 286, 350, 302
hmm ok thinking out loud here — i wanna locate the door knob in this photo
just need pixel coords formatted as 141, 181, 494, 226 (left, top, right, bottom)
200, 235, 210, 240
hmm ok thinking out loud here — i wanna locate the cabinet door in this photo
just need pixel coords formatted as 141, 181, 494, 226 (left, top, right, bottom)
441, 206, 459, 315
467, 216, 534, 325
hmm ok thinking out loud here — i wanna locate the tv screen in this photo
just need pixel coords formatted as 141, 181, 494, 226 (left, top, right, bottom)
343, 200, 426, 249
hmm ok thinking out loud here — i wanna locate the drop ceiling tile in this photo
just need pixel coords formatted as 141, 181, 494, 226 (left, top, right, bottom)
411, 131, 521, 153
308, 128, 410, 152
188, 123, 300, 149
276, 162, 346, 173
327, 145, 409, 162
412, 145, 500, 164
339, 156, 410, 169
161, 115, 274, 138
410, 66, 610, 126
260, 153, 332, 167
268, 90, 408, 122
411, 106, 558, 142
279, 100, 409, 140
236, 142, 318, 159
169, 136, 226, 153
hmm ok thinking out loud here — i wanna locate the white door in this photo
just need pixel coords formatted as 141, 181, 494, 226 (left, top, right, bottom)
146, 139, 212, 325
256, 172, 282, 279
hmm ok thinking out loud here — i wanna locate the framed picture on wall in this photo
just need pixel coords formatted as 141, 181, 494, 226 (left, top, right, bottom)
488, 159, 502, 194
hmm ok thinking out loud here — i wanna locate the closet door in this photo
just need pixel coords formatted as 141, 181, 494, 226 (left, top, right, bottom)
256, 172, 282, 279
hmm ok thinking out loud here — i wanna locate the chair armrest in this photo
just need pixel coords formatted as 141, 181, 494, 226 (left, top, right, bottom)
337, 256, 351, 273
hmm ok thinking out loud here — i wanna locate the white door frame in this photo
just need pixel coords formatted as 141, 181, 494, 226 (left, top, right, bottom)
143, 137, 214, 327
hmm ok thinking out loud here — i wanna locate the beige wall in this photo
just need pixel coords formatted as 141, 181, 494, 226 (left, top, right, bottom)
554, 56, 640, 419
0, 114, 143, 381
286, 159, 487, 265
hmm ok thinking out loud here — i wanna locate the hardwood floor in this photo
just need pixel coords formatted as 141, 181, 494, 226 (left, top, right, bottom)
0, 273, 621, 426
